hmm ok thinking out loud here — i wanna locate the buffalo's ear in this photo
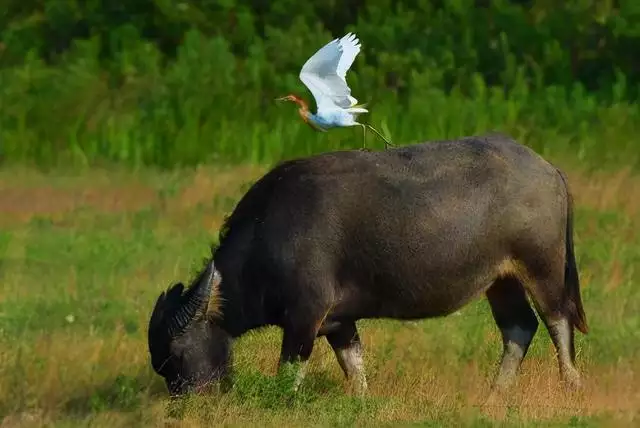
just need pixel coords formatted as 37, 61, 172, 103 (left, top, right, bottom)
148, 284, 182, 373
148, 282, 179, 330
165, 283, 186, 304
148, 283, 185, 331
149, 292, 164, 328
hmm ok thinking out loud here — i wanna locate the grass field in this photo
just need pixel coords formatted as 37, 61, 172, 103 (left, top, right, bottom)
1, 149, 639, 427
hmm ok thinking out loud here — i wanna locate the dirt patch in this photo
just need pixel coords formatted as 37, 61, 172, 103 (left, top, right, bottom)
0, 184, 158, 224
1, 164, 638, 228
0, 165, 265, 225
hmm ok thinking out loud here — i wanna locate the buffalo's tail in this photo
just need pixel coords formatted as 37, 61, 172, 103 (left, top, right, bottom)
556, 168, 589, 335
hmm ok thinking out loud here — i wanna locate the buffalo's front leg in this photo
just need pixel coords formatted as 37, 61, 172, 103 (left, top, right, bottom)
278, 323, 320, 392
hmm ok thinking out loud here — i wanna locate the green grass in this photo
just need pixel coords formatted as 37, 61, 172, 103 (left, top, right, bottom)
0, 161, 638, 427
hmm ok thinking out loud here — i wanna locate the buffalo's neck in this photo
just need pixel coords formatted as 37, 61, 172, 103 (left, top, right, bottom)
212, 277, 244, 337
212, 262, 270, 338
212, 198, 280, 337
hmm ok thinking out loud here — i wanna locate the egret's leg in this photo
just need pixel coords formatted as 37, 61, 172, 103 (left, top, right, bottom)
365, 125, 395, 149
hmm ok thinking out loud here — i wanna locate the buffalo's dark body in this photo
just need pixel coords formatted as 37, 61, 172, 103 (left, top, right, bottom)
148, 134, 588, 397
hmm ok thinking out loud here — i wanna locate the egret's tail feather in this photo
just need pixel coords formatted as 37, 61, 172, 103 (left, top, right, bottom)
347, 105, 369, 114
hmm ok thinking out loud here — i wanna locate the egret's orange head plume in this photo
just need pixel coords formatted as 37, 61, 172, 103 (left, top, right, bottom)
276, 94, 299, 102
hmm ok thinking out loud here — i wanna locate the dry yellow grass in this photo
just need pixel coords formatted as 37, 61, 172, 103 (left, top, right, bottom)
2, 327, 638, 426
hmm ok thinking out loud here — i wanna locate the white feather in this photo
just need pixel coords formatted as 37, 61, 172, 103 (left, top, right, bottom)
299, 32, 363, 114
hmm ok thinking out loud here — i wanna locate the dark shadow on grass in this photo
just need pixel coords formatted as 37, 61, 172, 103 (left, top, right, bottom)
63, 371, 166, 416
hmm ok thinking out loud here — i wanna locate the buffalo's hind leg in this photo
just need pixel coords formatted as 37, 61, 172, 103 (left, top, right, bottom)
326, 322, 368, 396
486, 276, 539, 394
526, 282, 583, 390
543, 316, 582, 389
519, 249, 583, 390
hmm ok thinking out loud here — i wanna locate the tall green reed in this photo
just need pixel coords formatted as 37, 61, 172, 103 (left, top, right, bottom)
0, 30, 638, 171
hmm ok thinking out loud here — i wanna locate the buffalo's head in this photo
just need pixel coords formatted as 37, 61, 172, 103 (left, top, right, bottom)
147, 259, 232, 396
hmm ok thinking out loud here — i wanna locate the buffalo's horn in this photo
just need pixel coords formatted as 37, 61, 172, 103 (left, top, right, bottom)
167, 260, 218, 338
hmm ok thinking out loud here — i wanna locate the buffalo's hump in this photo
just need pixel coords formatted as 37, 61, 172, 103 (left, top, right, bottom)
221, 134, 562, 243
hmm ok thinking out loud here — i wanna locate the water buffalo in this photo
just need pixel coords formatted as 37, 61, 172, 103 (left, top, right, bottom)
147, 134, 588, 397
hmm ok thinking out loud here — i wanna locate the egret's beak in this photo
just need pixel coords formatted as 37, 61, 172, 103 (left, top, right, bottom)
275, 96, 288, 102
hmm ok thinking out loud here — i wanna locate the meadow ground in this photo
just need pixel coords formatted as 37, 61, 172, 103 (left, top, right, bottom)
0, 156, 639, 427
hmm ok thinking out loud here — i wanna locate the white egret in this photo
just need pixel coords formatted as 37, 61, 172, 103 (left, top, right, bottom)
276, 32, 394, 149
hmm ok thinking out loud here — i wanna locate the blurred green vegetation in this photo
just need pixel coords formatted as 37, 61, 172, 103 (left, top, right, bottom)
1, 0, 639, 169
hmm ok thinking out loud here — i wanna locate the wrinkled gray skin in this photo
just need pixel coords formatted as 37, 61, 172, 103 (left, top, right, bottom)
147, 134, 588, 398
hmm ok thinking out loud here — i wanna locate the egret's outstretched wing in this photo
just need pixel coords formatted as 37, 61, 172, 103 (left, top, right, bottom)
299, 33, 361, 111
335, 33, 361, 86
